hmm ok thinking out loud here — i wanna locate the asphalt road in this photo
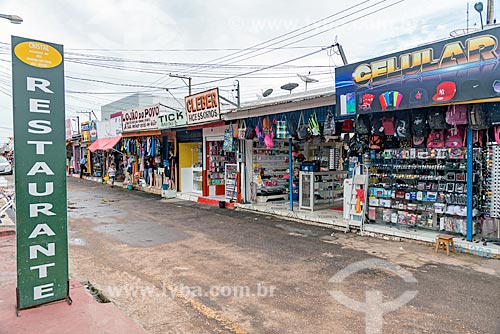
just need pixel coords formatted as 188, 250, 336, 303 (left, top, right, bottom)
66, 177, 500, 334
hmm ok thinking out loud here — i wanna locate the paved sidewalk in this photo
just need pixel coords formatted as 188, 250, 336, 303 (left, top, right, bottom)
0, 233, 147, 334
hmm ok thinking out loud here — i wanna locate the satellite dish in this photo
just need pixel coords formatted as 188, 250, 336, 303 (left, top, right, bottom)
297, 73, 319, 91
263, 88, 273, 97
280, 83, 299, 94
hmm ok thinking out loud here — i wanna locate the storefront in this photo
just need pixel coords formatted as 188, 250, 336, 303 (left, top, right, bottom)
176, 129, 203, 194
203, 123, 237, 197
335, 26, 500, 243
121, 103, 163, 188
223, 90, 350, 216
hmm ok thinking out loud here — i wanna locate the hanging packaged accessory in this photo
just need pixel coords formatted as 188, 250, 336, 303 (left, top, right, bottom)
296, 112, 309, 140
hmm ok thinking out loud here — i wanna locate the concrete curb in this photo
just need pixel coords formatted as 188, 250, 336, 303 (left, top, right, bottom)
0, 228, 15, 237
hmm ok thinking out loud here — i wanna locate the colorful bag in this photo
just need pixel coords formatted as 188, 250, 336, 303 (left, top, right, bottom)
264, 127, 275, 148
427, 130, 445, 148
370, 135, 384, 150
238, 120, 247, 139
223, 127, 235, 151
263, 116, 271, 130
381, 116, 395, 136
296, 112, 309, 140
428, 108, 448, 130
276, 116, 290, 139
371, 113, 385, 136
246, 123, 256, 140
323, 110, 336, 136
355, 114, 370, 135
256, 118, 265, 142
445, 126, 464, 148
308, 112, 321, 136
395, 111, 411, 138
469, 104, 489, 129
446, 105, 468, 125
411, 110, 429, 136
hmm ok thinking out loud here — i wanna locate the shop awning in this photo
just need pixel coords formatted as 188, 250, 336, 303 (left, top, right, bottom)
88, 136, 122, 152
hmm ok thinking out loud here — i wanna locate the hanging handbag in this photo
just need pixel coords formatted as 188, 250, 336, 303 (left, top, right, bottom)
223, 127, 235, 151
264, 127, 275, 148
276, 116, 290, 139
296, 112, 309, 140
323, 110, 336, 136
238, 120, 247, 139
256, 118, 265, 142
308, 112, 320, 136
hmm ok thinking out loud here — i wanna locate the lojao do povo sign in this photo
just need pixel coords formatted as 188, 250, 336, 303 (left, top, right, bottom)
12, 36, 70, 310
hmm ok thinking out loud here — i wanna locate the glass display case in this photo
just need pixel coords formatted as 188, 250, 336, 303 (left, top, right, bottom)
225, 164, 238, 199
299, 171, 347, 211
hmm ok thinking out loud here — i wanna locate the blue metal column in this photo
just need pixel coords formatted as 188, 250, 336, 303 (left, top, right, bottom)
289, 138, 293, 211
466, 127, 473, 241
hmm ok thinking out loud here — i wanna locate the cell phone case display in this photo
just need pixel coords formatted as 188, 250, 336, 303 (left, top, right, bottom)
225, 164, 238, 199
368, 147, 481, 235
299, 171, 347, 211
208, 141, 236, 186
252, 143, 289, 201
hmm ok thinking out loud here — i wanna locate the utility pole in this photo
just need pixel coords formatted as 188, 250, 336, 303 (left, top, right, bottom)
233, 80, 240, 108
169, 73, 192, 95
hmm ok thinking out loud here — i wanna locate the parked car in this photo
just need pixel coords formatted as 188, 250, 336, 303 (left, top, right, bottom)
0, 156, 12, 175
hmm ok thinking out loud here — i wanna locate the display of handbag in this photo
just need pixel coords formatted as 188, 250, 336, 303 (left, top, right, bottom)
371, 113, 385, 136
446, 105, 468, 125
223, 127, 235, 152
469, 104, 489, 130
395, 111, 411, 138
238, 120, 247, 139
256, 118, 265, 142
296, 112, 309, 140
264, 127, 275, 148
263, 116, 271, 130
445, 126, 464, 148
355, 114, 371, 135
276, 116, 290, 139
308, 112, 321, 136
246, 123, 256, 140
323, 110, 336, 136
428, 107, 448, 130
427, 130, 445, 148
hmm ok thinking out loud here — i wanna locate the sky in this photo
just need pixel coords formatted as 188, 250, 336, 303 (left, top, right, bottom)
0, 0, 489, 143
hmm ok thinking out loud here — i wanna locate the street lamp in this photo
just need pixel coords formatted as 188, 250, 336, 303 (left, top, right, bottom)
0, 13, 23, 24
474, 2, 484, 30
